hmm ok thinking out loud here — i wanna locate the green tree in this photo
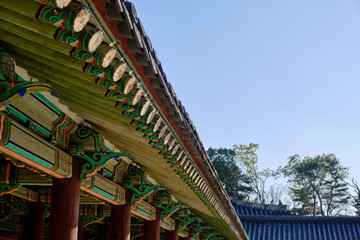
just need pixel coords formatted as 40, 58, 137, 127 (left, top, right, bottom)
207, 147, 252, 198
233, 144, 276, 203
282, 154, 349, 216
349, 178, 360, 216
322, 156, 349, 216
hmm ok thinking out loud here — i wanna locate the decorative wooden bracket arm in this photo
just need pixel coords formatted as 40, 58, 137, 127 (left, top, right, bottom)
122, 166, 147, 186
174, 213, 203, 230
0, 51, 56, 105
70, 145, 134, 180
127, 185, 169, 206
156, 203, 187, 221
153, 191, 188, 220
206, 232, 221, 239
188, 221, 209, 237
69, 126, 134, 180
0, 81, 56, 104
0, 183, 21, 196
202, 228, 216, 239
0, 159, 20, 196
82, 215, 105, 229
4, 196, 30, 215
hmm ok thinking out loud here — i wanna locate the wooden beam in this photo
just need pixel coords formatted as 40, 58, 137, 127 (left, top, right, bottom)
0, 28, 91, 80
0, 230, 19, 240
1, 53, 129, 126
0, 0, 44, 19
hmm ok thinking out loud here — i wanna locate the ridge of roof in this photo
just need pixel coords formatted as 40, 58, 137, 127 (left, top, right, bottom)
239, 215, 360, 223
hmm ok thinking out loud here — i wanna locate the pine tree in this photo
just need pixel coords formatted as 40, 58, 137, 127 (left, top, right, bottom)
207, 147, 253, 198
282, 154, 349, 216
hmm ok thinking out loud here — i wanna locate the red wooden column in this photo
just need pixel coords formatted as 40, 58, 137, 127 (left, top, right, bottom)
183, 229, 192, 240
143, 208, 161, 240
100, 223, 110, 240
48, 158, 82, 240
27, 201, 45, 240
78, 216, 83, 240
109, 189, 133, 240
165, 220, 179, 240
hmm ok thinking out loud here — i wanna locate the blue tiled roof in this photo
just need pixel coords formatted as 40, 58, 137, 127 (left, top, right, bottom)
230, 197, 360, 240
241, 216, 360, 240
233, 202, 293, 216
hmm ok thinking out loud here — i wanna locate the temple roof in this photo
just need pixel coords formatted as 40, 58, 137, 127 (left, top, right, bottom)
230, 196, 360, 240
231, 197, 294, 216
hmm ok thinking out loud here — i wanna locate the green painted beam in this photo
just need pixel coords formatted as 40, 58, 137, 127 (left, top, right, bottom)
0, 0, 43, 18
0, 17, 74, 59
0, 28, 90, 78
0, 5, 62, 41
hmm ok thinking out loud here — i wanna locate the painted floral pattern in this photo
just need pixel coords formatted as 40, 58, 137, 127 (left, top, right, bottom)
88, 31, 103, 53
73, 8, 90, 32
132, 89, 143, 105
113, 63, 127, 82
146, 109, 156, 123
154, 118, 162, 132
124, 77, 136, 94
56, 0, 71, 9
102, 48, 116, 68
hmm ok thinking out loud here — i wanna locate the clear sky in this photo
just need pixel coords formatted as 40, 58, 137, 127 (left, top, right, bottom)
131, 0, 360, 181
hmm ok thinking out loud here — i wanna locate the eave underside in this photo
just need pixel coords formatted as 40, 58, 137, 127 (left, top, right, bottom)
0, 2, 239, 238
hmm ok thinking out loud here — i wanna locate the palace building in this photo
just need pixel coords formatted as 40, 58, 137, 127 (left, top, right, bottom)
0, 0, 248, 239
231, 196, 360, 240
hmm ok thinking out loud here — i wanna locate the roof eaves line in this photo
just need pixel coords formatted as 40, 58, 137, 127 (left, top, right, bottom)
82, 0, 245, 238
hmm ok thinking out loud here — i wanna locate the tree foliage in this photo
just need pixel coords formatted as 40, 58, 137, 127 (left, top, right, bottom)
207, 147, 252, 198
233, 144, 276, 203
281, 154, 349, 216
349, 178, 360, 216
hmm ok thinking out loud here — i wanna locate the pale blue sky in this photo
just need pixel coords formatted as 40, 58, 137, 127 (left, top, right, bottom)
132, 0, 360, 181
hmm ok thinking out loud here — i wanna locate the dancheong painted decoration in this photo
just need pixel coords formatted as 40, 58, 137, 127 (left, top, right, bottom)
0, 0, 248, 239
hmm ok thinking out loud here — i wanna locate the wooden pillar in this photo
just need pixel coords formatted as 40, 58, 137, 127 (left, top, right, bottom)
183, 229, 192, 240
143, 208, 161, 240
48, 158, 82, 240
100, 223, 110, 240
109, 205, 122, 240
27, 201, 45, 240
109, 189, 133, 240
165, 220, 179, 240
78, 217, 83, 240
122, 189, 132, 240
